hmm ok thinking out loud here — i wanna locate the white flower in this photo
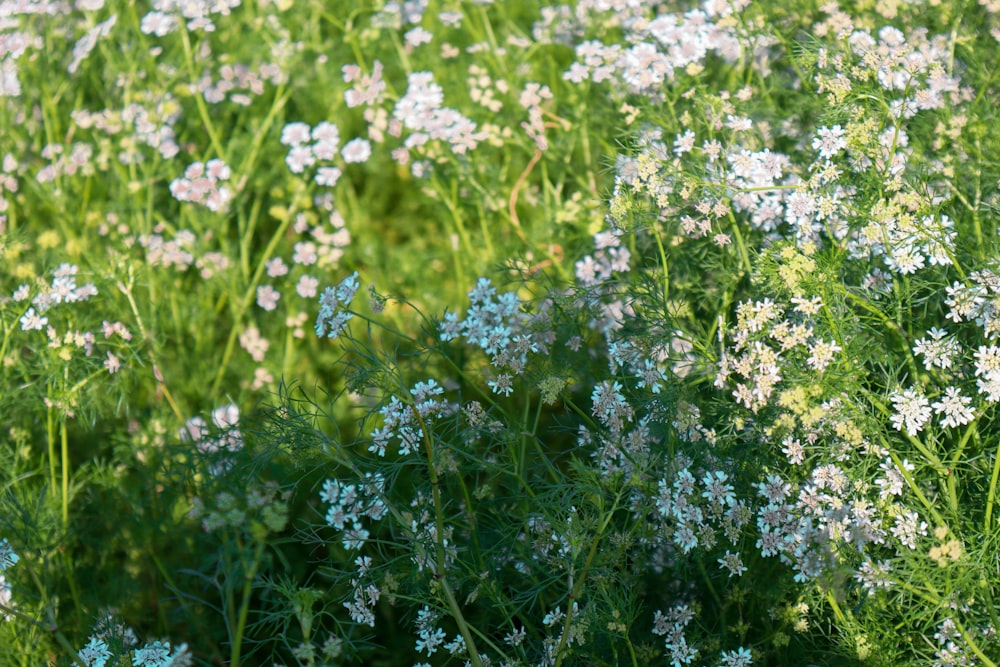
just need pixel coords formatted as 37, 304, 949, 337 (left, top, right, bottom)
932, 386, 975, 429
0, 539, 18, 571
280, 122, 312, 146
19, 307, 47, 331
890, 388, 932, 436
913, 328, 958, 370
341, 138, 372, 163
78, 637, 111, 667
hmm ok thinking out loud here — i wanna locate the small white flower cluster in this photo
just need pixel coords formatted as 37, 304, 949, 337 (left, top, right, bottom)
574, 225, 633, 335
718, 646, 753, 667
714, 299, 786, 413
179, 403, 242, 460
16, 263, 98, 333
35, 142, 96, 183
369, 379, 455, 457
71, 96, 182, 161
854, 557, 894, 593
591, 380, 633, 435
281, 120, 345, 186
413, 606, 447, 656
68, 14, 116, 75
198, 59, 286, 106
931, 618, 977, 667
393, 71, 487, 159
140, 0, 241, 35
138, 229, 196, 271
847, 25, 961, 116
652, 604, 698, 667
439, 278, 544, 395
655, 467, 747, 557
868, 209, 956, 276
890, 385, 975, 435
575, 229, 631, 288
560, 5, 741, 96
0, 4, 48, 98
945, 268, 1000, 340
726, 148, 795, 236
320, 475, 387, 553
78, 635, 192, 667
169, 159, 233, 213
314, 271, 360, 340
757, 465, 889, 584
343, 60, 387, 109
343, 556, 381, 627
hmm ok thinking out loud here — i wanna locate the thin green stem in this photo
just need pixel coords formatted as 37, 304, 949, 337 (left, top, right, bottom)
726, 209, 752, 277
179, 28, 226, 159
984, 429, 1000, 531
60, 419, 69, 528
414, 410, 484, 667
0, 603, 88, 667
230, 540, 266, 667
952, 616, 998, 667
553, 486, 625, 667
46, 403, 57, 502
209, 204, 297, 399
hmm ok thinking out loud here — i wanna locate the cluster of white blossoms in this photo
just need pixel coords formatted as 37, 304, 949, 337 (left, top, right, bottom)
168, 159, 233, 213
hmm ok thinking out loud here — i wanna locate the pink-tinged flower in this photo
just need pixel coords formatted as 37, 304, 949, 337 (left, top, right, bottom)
20, 308, 46, 331
296, 274, 319, 298
343, 61, 385, 108
311, 121, 339, 144
184, 161, 205, 179
239, 326, 269, 362
341, 138, 372, 164
212, 404, 239, 430
315, 166, 342, 187
140, 11, 177, 37
281, 122, 312, 146
257, 285, 280, 311
205, 158, 230, 181
293, 242, 318, 265
265, 257, 288, 277
405, 26, 433, 48
104, 351, 120, 374
285, 145, 315, 173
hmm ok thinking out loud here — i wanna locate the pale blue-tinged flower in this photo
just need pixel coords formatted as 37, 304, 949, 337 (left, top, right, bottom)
315, 273, 362, 340
718, 646, 753, 667
0, 539, 17, 571
78, 637, 111, 667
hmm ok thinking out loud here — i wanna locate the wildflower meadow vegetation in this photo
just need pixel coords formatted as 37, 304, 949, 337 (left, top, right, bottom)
4, 0, 1000, 665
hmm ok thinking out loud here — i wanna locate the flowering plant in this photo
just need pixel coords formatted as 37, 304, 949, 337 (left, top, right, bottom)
1, 0, 1000, 665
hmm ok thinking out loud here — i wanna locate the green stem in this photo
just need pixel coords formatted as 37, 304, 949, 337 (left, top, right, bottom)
209, 204, 297, 399
179, 28, 226, 159
230, 540, 266, 667
726, 209, 752, 278
884, 442, 946, 527
60, 420, 69, 528
952, 616, 998, 667
649, 221, 670, 309
46, 403, 57, 502
0, 603, 88, 667
553, 487, 624, 667
121, 271, 186, 425
984, 430, 1000, 531
414, 410, 484, 667
946, 419, 979, 516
